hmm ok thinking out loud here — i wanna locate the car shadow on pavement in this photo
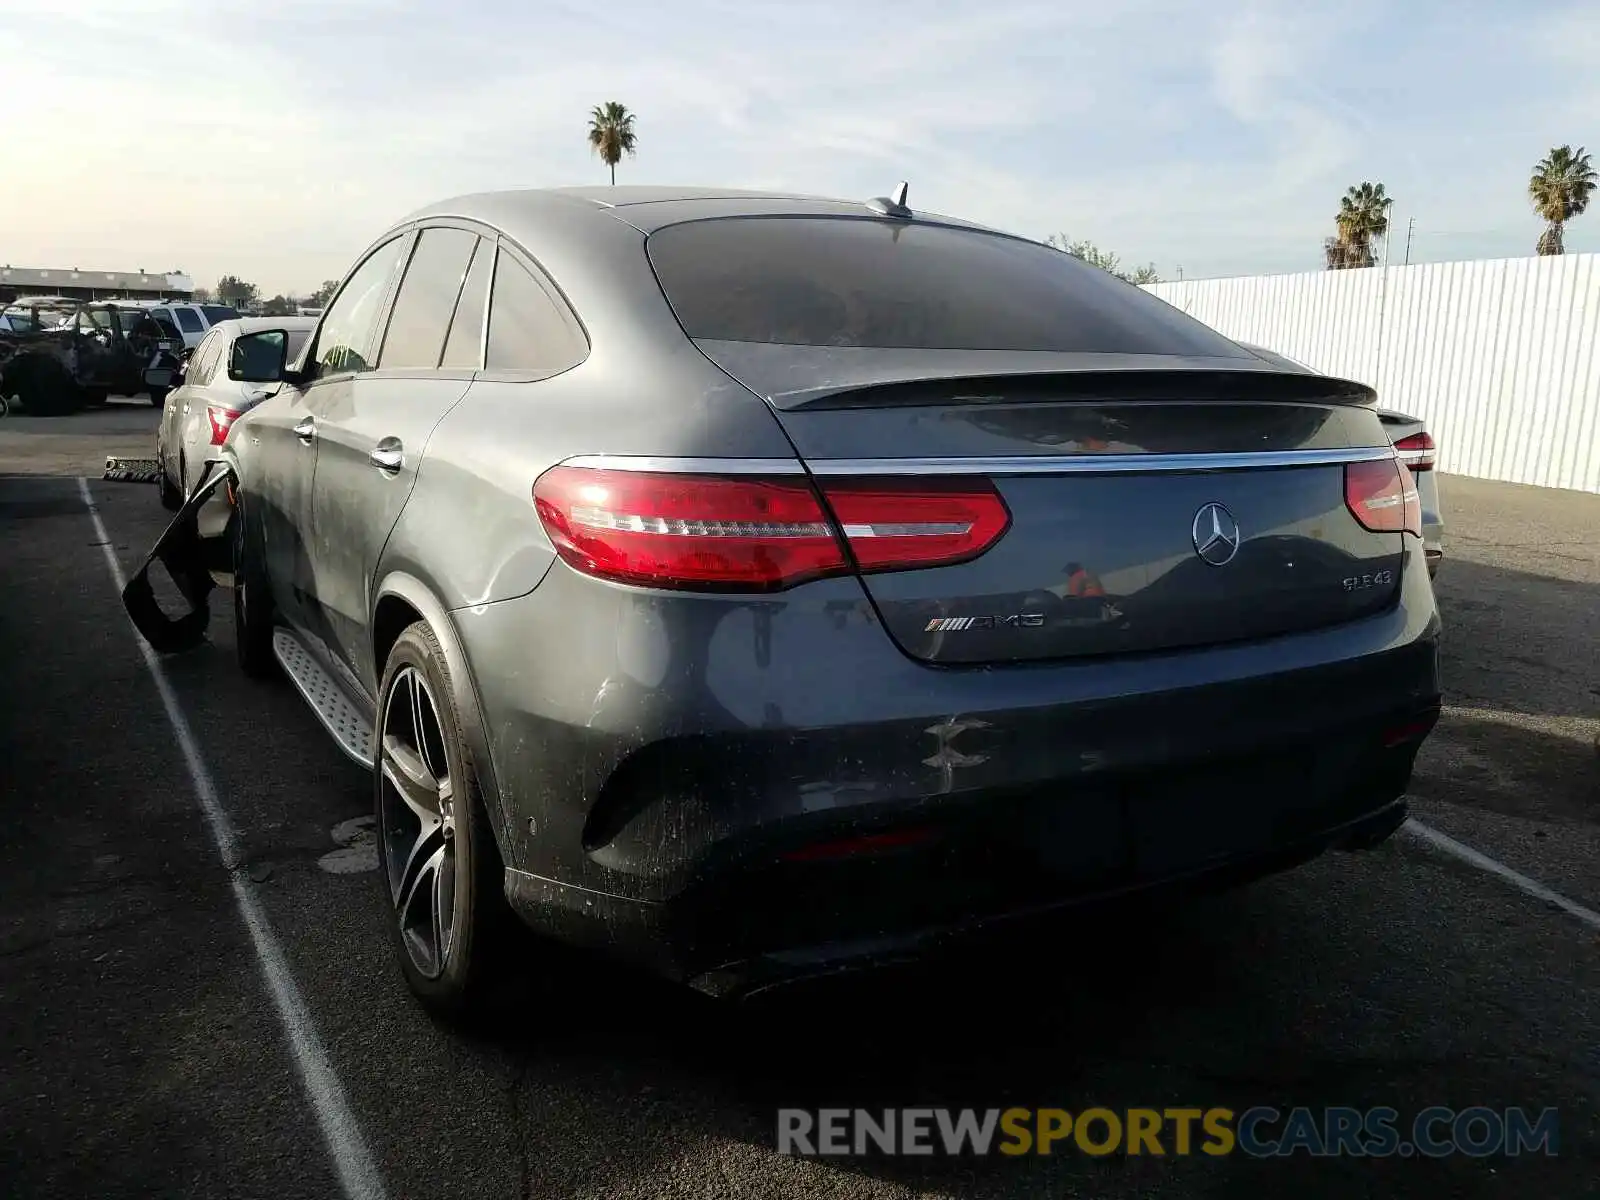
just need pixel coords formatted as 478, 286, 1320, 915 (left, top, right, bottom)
446, 864, 1595, 1200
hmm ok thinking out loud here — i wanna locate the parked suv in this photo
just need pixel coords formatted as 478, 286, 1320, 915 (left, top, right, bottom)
125, 186, 1441, 1020
145, 301, 243, 350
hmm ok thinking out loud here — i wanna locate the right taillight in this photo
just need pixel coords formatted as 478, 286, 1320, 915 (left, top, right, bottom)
206, 405, 244, 445
531, 465, 1010, 592
1393, 431, 1435, 471
1345, 456, 1421, 537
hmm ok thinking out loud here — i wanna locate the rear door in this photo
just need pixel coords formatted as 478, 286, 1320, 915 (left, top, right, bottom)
305, 224, 488, 691
645, 216, 1416, 666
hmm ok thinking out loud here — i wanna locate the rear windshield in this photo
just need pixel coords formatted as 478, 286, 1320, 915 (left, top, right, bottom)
202, 305, 241, 324
645, 216, 1248, 356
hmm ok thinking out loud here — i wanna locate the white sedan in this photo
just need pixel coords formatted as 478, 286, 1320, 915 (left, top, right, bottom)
157, 316, 316, 508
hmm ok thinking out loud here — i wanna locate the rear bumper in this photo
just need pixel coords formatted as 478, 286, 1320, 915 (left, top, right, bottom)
508, 762, 1426, 998
461, 538, 1441, 989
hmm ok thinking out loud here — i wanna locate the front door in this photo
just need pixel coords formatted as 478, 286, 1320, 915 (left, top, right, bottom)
257, 233, 412, 645
306, 225, 488, 694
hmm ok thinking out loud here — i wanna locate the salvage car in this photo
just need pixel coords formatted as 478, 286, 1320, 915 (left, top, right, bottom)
156, 316, 316, 508
122, 185, 1442, 1019
0, 300, 182, 413
1239, 342, 1444, 577
1, 310, 44, 333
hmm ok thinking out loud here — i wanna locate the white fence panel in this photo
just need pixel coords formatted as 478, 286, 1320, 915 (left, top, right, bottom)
1144, 254, 1600, 493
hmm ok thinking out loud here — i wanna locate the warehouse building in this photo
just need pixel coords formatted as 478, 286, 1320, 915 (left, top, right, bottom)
0, 265, 195, 303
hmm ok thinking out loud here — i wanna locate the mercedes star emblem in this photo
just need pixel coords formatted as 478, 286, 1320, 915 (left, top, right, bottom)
1192, 502, 1242, 566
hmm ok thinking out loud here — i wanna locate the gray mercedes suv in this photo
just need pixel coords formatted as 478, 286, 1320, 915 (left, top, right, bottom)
128, 185, 1442, 1017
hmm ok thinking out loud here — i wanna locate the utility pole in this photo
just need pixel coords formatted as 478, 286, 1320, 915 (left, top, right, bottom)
1404, 217, 1415, 266
1373, 202, 1396, 386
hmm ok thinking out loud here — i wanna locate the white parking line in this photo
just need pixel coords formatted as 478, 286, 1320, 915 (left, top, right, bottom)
77, 478, 388, 1200
1403, 817, 1600, 932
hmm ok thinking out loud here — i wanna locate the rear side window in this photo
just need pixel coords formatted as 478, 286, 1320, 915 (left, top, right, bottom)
201, 305, 240, 324
378, 227, 480, 369
440, 240, 492, 369
645, 217, 1248, 356
484, 250, 584, 373
174, 307, 205, 333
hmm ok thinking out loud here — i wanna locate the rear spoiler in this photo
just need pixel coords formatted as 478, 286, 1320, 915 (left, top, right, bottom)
773, 369, 1382, 412
121, 459, 235, 653
688, 340, 1380, 410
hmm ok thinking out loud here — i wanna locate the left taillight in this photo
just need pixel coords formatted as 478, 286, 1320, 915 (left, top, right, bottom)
1393, 430, 1435, 471
1345, 455, 1421, 537
206, 405, 244, 446
531, 465, 1010, 592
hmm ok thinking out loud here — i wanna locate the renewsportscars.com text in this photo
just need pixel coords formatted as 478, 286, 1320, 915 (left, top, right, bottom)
777, 1106, 1559, 1158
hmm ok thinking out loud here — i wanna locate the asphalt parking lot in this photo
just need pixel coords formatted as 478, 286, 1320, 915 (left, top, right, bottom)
2, 400, 1597, 1200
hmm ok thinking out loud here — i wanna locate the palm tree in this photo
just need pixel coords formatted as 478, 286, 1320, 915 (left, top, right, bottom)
1325, 182, 1391, 270
1528, 145, 1596, 256
587, 102, 638, 186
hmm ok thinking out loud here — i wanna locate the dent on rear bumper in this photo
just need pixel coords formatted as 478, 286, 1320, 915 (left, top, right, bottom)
458, 537, 1439, 900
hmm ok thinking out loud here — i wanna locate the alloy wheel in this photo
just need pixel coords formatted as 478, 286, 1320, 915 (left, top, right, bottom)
378, 666, 458, 979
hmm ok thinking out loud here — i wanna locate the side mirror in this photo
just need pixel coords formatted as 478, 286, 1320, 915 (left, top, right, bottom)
228, 329, 289, 383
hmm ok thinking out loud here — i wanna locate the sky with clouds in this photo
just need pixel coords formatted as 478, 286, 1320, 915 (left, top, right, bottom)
1, 0, 1593, 295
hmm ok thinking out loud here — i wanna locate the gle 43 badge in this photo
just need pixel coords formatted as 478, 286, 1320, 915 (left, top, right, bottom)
1343, 569, 1396, 592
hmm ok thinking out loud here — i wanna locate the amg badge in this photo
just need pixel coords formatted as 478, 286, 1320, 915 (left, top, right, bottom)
925, 614, 1046, 632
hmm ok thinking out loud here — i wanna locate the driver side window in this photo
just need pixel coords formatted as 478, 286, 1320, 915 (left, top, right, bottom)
312, 237, 409, 381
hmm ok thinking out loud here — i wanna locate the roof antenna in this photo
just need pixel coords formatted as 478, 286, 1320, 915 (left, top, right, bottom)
867, 181, 912, 219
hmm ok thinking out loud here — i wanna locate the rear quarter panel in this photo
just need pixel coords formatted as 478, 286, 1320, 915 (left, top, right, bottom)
378, 345, 798, 613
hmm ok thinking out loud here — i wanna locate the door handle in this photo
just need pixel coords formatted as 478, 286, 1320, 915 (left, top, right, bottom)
293, 417, 316, 443
369, 438, 404, 473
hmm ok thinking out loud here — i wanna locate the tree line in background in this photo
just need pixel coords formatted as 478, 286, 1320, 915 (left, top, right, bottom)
205, 113, 1596, 299
187, 276, 341, 315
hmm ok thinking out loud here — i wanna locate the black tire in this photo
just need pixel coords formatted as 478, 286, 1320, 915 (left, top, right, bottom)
375, 621, 510, 1020
232, 498, 278, 678
158, 465, 182, 510
156, 438, 182, 509
14, 358, 82, 416
82, 388, 110, 408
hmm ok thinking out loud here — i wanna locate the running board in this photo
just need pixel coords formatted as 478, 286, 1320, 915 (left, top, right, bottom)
272, 629, 375, 769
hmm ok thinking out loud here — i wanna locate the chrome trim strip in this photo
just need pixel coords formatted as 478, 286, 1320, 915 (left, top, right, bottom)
559, 447, 1395, 477
560, 454, 805, 474
807, 447, 1397, 475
